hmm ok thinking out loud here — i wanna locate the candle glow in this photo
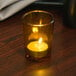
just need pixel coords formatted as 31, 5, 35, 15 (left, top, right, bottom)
23, 10, 54, 59
27, 38, 48, 52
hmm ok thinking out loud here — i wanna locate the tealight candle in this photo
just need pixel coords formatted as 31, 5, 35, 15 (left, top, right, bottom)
27, 38, 48, 58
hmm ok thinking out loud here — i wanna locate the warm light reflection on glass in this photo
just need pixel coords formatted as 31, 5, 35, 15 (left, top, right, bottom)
33, 19, 44, 26
40, 19, 42, 25
32, 27, 38, 33
33, 24, 44, 27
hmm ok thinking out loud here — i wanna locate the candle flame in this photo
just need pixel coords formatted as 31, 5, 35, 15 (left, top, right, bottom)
39, 37, 43, 44
32, 27, 38, 33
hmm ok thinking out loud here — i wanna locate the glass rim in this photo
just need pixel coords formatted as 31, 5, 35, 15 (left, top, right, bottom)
22, 10, 54, 26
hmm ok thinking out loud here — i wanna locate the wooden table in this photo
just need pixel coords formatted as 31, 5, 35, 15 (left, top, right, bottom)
0, 6, 76, 76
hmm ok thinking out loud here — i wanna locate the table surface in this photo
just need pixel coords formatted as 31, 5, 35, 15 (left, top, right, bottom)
0, 7, 76, 76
